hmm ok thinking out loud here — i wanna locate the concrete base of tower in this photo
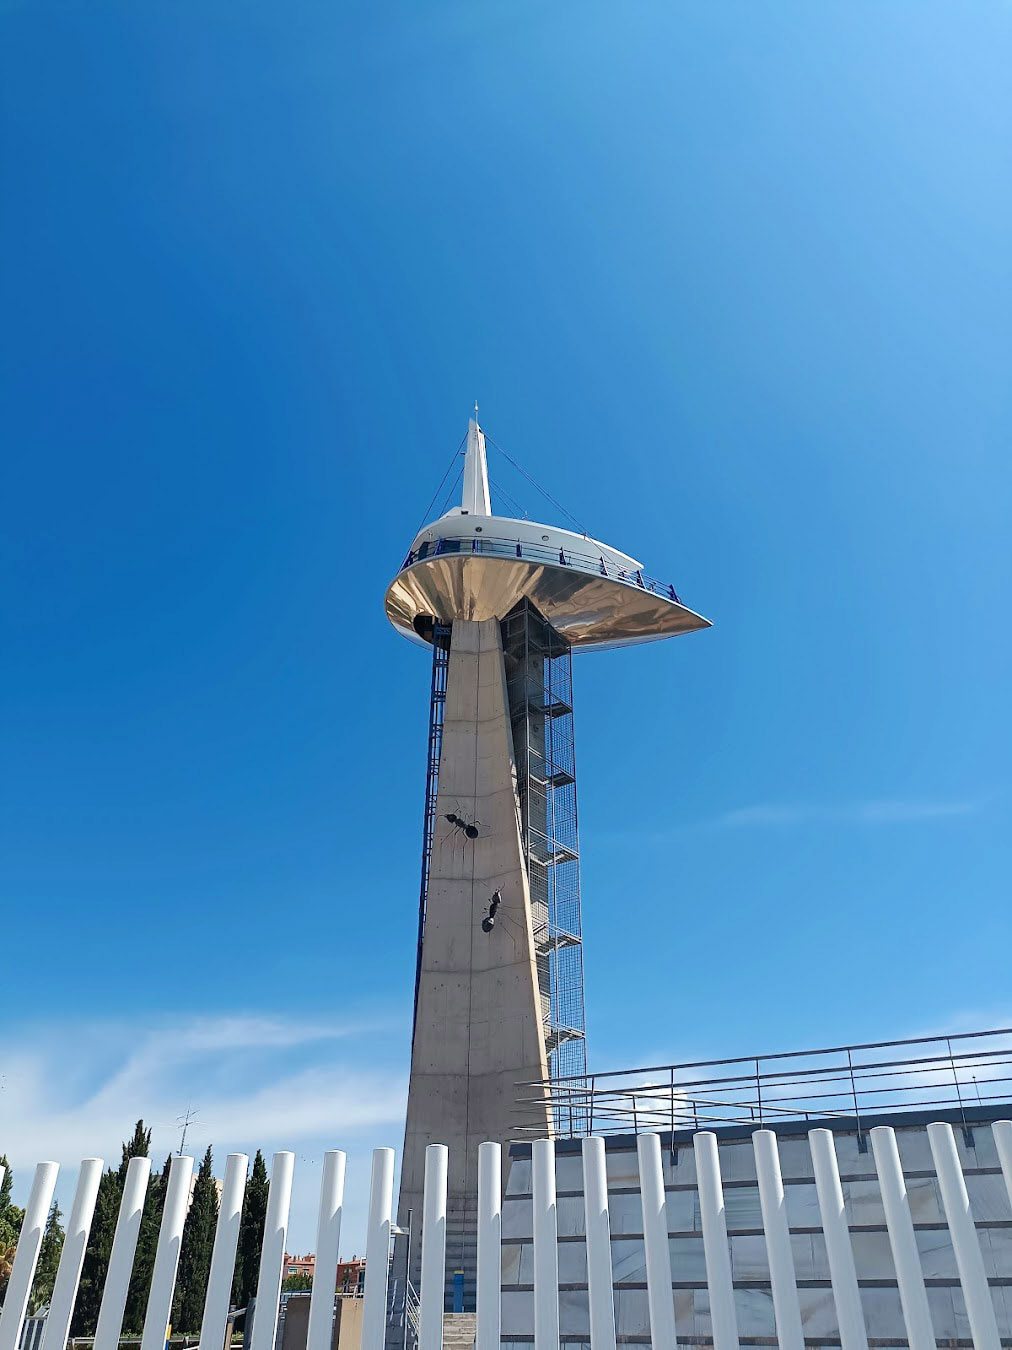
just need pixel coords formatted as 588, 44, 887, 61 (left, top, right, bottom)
392, 617, 553, 1326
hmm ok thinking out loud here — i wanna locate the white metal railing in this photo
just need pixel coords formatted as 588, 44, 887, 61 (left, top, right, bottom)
3, 1121, 1012, 1350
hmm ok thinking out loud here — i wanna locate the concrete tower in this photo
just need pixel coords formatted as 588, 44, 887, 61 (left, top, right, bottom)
384, 419, 710, 1325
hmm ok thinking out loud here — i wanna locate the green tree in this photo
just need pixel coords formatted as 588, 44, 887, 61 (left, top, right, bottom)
124, 1154, 171, 1334
232, 1151, 268, 1311
0, 1156, 25, 1306
119, 1122, 153, 1182
281, 1272, 312, 1292
29, 1202, 64, 1314
175, 1147, 218, 1333
73, 1120, 154, 1336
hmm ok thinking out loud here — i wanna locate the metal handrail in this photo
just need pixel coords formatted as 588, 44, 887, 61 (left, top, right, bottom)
515, 1025, 1012, 1138
400, 534, 685, 605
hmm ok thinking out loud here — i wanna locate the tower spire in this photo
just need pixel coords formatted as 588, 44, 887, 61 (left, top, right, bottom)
461, 413, 491, 516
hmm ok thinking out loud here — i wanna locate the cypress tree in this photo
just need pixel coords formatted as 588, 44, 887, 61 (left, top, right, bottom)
232, 1151, 268, 1311
124, 1154, 171, 1334
175, 1147, 218, 1333
29, 1202, 64, 1313
73, 1120, 154, 1336
119, 1122, 153, 1182
0, 1156, 25, 1307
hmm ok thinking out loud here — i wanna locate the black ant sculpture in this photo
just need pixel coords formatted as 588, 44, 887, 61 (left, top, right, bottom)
444, 810, 480, 840
481, 890, 502, 933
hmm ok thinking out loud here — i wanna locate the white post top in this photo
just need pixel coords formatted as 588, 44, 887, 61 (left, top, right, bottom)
462, 417, 491, 516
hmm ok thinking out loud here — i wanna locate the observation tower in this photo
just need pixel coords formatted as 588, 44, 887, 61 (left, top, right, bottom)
384, 416, 710, 1322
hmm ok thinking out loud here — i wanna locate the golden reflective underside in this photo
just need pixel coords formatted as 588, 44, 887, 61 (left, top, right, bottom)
384, 555, 711, 650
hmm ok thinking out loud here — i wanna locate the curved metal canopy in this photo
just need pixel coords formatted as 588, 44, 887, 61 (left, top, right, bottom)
385, 552, 711, 650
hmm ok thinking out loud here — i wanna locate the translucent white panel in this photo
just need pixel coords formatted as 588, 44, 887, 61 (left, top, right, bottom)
914, 1226, 957, 1277
832, 1133, 876, 1173
505, 1158, 531, 1196
556, 1195, 585, 1237
734, 1286, 776, 1337
603, 1149, 641, 1188
960, 1128, 999, 1170
663, 1187, 697, 1233
608, 1191, 648, 1236
982, 1225, 1012, 1277
777, 1137, 817, 1180
674, 1288, 696, 1328
858, 1285, 906, 1338
904, 1175, 944, 1221
555, 1154, 583, 1193
842, 1177, 885, 1225
557, 1240, 586, 1283
613, 1287, 651, 1337
849, 1229, 896, 1280
717, 1140, 757, 1183
690, 1286, 713, 1337
500, 1242, 522, 1284
502, 1197, 532, 1241
790, 1231, 830, 1279
609, 1238, 646, 1285
926, 1285, 958, 1340
500, 1291, 533, 1337
991, 1284, 1012, 1337
723, 1184, 763, 1230
730, 1234, 769, 1280
966, 1172, 1012, 1221
797, 1286, 842, 1335
670, 1145, 697, 1184
784, 1181, 822, 1226
895, 1128, 936, 1173
558, 1287, 589, 1336
668, 1235, 707, 1280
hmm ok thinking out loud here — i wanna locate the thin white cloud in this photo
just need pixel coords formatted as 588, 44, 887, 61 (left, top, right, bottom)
0, 1011, 410, 1248
716, 798, 980, 828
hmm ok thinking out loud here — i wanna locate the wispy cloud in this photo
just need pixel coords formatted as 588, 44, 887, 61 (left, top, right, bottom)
715, 798, 980, 828
0, 1011, 410, 1248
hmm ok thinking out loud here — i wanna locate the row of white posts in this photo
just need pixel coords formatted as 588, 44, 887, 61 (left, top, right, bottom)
2, 1120, 1012, 1350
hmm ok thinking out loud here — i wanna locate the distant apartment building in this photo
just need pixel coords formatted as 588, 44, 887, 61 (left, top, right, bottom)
282, 1253, 366, 1294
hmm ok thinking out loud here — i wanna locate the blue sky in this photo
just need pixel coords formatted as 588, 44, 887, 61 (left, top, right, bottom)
1, 0, 1009, 1244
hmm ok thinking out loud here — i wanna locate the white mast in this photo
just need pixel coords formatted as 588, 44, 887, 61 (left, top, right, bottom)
461, 414, 491, 516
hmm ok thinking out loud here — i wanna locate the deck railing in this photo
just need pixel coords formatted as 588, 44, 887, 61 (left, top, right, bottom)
400, 533, 684, 605
516, 1025, 1012, 1141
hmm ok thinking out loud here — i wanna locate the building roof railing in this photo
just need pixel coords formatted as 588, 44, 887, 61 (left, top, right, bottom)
515, 1025, 1012, 1140
400, 533, 686, 607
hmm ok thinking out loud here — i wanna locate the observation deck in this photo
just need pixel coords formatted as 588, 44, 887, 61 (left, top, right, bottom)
384, 420, 712, 651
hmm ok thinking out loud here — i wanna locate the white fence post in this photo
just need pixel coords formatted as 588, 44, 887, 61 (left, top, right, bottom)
582, 1137, 617, 1350
140, 1155, 194, 1350
198, 1153, 248, 1350
361, 1148, 395, 1350
476, 1142, 501, 1350
752, 1131, 803, 1350
40, 1158, 104, 1350
693, 1132, 739, 1350
307, 1151, 346, 1350
993, 1121, 1012, 1212
0, 1161, 60, 1350
869, 1128, 934, 1350
809, 1129, 867, 1350
928, 1122, 1001, 1350
532, 1139, 559, 1350
94, 1157, 151, 1350
250, 1152, 295, 1350
637, 1134, 677, 1350
419, 1145, 448, 1350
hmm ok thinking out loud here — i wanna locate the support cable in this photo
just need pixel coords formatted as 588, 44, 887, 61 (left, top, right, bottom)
485, 433, 589, 536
